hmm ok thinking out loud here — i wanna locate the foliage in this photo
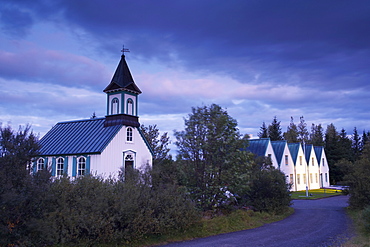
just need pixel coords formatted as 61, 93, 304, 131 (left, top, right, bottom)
0, 125, 54, 247
267, 116, 283, 141
174, 104, 252, 210
246, 156, 291, 213
310, 123, 324, 146
258, 121, 268, 138
140, 124, 171, 164
345, 144, 370, 210
297, 116, 309, 143
283, 117, 299, 143
352, 127, 361, 161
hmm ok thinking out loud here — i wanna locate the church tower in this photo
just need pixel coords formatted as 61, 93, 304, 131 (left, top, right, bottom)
103, 53, 142, 127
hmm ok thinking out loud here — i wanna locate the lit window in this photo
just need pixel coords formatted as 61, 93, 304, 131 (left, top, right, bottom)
127, 127, 133, 142
303, 174, 307, 184
37, 158, 45, 171
285, 155, 288, 165
57, 157, 64, 176
310, 173, 313, 183
111, 98, 119, 115
78, 157, 86, 176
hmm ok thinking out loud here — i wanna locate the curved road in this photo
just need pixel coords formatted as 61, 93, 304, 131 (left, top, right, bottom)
162, 196, 353, 247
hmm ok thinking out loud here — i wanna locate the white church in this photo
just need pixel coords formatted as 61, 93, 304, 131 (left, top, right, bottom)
34, 54, 153, 179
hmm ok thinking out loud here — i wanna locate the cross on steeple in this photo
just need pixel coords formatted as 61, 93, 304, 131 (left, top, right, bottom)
121, 45, 130, 55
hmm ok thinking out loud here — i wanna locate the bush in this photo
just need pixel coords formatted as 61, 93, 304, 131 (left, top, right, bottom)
247, 157, 291, 213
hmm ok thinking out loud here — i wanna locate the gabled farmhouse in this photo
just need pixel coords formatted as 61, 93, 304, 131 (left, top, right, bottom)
271, 140, 295, 190
246, 137, 331, 191
314, 146, 330, 188
246, 138, 278, 168
288, 143, 308, 191
304, 144, 320, 189
34, 54, 153, 179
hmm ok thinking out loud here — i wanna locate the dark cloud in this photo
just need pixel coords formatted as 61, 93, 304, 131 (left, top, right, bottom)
1, 0, 370, 136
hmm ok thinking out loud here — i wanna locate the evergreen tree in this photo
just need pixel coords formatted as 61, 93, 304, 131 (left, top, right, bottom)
361, 130, 370, 151
338, 128, 353, 161
352, 127, 361, 161
325, 123, 342, 184
258, 122, 268, 138
297, 116, 309, 143
174, 104, 252, 210
310, 123, 324, 146
267, 116, 283, 141
283, 117, 299, 143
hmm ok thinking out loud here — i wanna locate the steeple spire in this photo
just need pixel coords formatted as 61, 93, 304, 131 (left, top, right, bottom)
103, 52, 142, 94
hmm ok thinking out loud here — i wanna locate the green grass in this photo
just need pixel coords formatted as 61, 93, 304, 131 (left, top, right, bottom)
343, 208, 370, 247
290, 188, 343, 200
133, 207, 294, 247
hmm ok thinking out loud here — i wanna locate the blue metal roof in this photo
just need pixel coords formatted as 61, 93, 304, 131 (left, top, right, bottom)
246, 138, 270, 157
314, 146, 323, 166
39, 118, 123, 156
288, 143, 301, 164
304, 144, 313, 163
271, 140, 286, 165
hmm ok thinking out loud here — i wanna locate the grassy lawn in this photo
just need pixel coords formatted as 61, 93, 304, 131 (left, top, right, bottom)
290, 188, 344, 200
132, 207, 294, 247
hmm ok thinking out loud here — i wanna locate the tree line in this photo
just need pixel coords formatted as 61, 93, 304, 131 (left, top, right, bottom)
0, 104, 291, 246
258, 116, 370, 184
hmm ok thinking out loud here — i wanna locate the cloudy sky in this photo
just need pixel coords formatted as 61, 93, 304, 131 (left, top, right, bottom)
1, 1, 370, 144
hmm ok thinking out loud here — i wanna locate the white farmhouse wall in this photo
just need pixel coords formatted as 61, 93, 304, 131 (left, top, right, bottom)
279, 144, 295, 191
319, 149, 330, 188
265, 142, 278, 169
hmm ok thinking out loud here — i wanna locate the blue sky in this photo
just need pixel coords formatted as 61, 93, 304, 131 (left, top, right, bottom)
1, 0, 370, 143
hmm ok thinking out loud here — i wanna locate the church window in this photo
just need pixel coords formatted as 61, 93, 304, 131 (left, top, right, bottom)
127, 127, 133, 142
37, 158, 45, 171
111, 98, 119, 115
77, 157, 86, 176
57, 157, 64, 176
127, 98, 134, 115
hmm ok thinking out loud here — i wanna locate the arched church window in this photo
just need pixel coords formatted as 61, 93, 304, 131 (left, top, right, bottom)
37, 158, 45, 171
127, 98, 134, 115
111, 98, 119, 115
57, 157, 64, 176
127, 127, 133, 142
78, 157, 86, 176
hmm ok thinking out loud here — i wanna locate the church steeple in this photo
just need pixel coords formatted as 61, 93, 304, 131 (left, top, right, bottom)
104, 53, 141, 128
103, 54, 142, 94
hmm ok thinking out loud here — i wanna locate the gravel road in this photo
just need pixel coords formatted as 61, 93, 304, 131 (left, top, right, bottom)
161, 195, 353, 247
